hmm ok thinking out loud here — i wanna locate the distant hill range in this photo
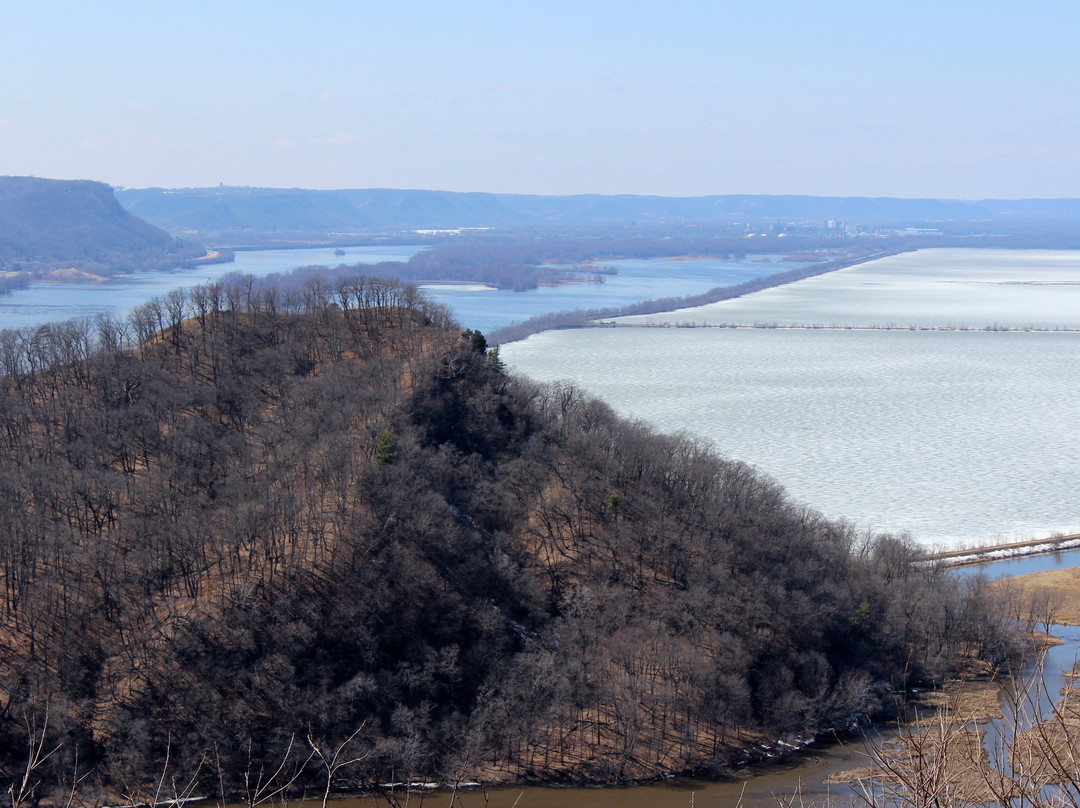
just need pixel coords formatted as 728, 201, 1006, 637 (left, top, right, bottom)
116, 185, 1080, 242
0, 176, 205, 274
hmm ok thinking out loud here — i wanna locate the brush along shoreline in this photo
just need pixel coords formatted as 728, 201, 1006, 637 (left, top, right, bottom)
921, 534, 1080, 568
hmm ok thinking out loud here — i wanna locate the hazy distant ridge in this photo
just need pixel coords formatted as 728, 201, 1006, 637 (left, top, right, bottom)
116, 185, 1080, 237
0, 176, 204, 271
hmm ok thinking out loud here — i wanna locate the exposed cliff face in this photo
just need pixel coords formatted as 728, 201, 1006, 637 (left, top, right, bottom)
0, 175, 204, 272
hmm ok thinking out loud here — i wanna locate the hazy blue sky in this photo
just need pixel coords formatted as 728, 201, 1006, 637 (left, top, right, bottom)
3, 1, 1078, 198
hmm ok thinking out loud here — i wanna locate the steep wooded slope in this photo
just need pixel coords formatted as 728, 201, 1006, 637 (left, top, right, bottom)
0, 274, 1008, 801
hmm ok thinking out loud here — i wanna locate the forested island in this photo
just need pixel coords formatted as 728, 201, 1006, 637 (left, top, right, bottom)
0, 269, 1015, 805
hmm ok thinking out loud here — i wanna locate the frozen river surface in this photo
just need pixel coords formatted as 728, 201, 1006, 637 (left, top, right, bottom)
502, 249, 1080, 548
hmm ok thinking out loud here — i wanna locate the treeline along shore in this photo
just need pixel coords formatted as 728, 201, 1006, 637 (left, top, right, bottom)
0, 269, 1016, 804
486, 247, 907, 344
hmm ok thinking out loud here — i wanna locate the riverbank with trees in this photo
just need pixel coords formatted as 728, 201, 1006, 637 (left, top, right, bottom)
485, 246, 905, 344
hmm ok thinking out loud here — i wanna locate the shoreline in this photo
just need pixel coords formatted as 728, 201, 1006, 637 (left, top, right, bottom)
921, 533, 1080, 567
489, 246, 909, 346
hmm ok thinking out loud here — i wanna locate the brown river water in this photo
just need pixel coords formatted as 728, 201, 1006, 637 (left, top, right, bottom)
430, 754, 859, 806
315, 733, 867, 808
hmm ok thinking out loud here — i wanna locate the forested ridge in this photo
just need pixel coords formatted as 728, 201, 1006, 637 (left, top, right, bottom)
0, 272, 1010, 803
116, 184, 1080, 240
0, 176, 205, 275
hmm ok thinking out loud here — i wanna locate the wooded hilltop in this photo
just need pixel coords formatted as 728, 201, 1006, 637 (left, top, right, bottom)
0, 271, 1012, 804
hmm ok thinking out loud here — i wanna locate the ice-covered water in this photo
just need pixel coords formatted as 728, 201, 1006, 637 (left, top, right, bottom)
614, 248, 1080, 330
502, 249, 1080, 547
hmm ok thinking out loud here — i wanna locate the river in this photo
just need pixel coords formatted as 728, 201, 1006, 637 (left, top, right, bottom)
357, 755, 858, 808
501, 248, 1080, 549
6, 248, 1076, 551
422, 255, 804, 334
0, 249, 798, 336
0, 245, 427, 331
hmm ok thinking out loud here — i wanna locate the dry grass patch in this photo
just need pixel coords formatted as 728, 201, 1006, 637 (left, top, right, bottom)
991, 567, 1080, 626
916, 679, 1005, 724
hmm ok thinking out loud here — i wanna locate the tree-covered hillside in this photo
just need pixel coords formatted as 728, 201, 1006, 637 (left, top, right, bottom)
0, 273, 1010, 803
0, 176, 205, 274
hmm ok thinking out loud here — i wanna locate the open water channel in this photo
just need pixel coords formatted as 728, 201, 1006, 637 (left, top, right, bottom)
0, 245, 427, 331
0, 248, 795, 336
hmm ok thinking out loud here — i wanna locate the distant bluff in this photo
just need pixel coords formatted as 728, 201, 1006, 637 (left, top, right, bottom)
0, 176, 205, 273
117, 184, 1080, 244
